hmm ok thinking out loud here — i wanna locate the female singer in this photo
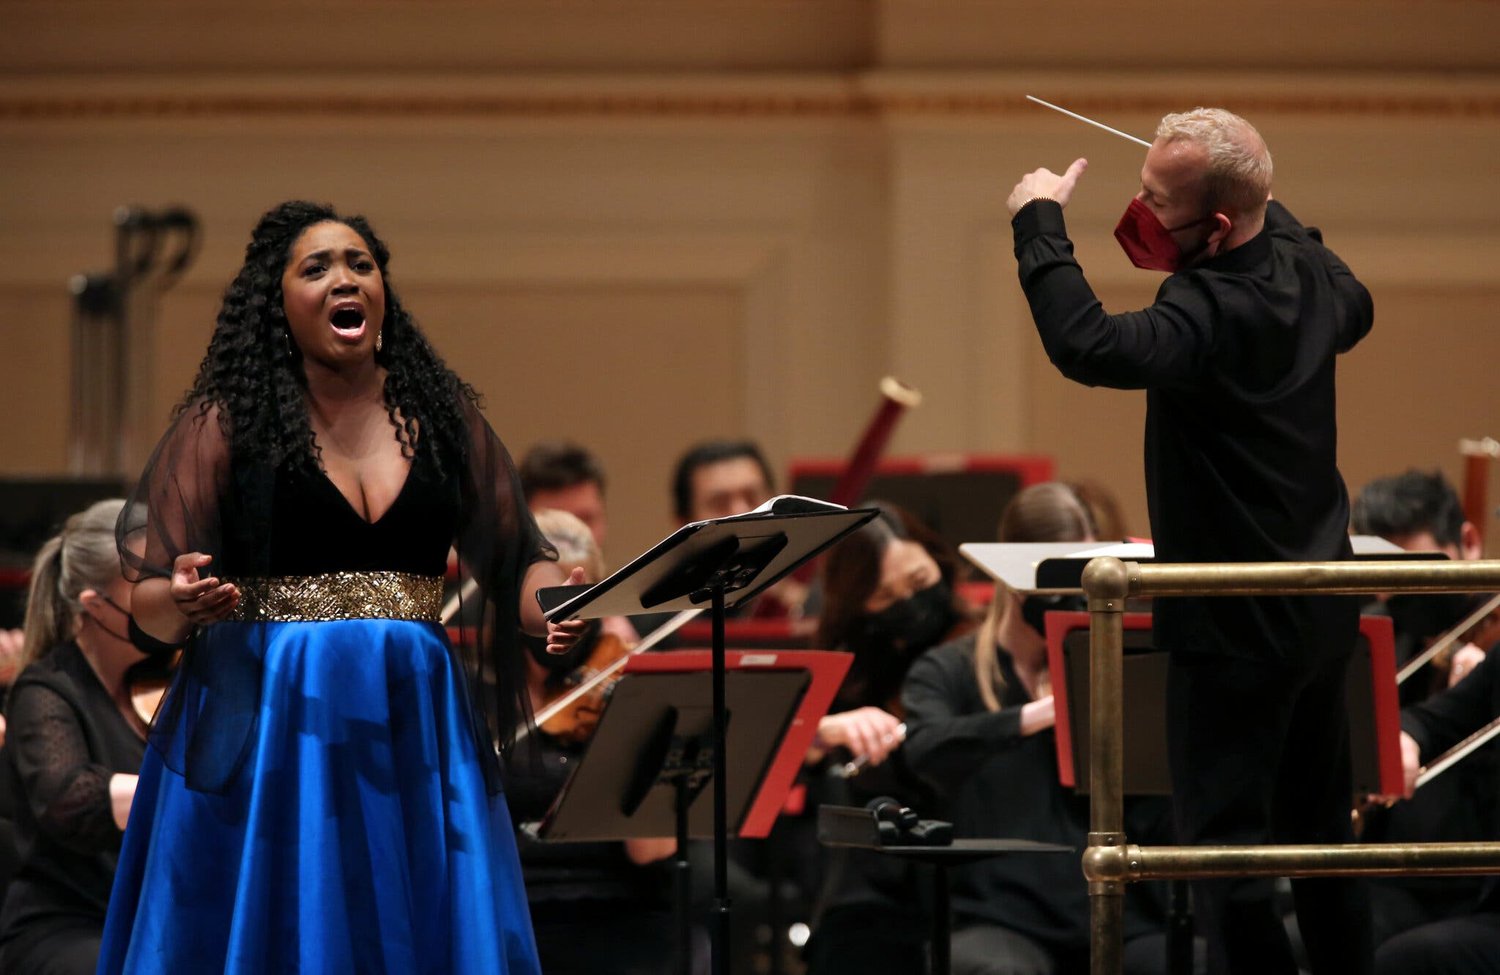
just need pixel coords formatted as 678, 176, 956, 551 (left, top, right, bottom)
0, 500, 143, 975
803, 503, 977, 975
97, 201, 582, 974
902, 483, 1190, 975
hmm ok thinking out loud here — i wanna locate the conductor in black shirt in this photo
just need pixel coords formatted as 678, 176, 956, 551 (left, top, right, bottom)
1006, 108, 1374, 975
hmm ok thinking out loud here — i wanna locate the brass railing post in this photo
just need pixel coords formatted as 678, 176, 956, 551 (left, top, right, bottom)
1077, 557, 1500, 973
1083, 557, 1130, 975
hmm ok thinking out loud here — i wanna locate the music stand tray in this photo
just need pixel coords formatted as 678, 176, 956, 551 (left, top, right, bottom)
1043, 611, 1404, 798
537, 649, 851, 842
536, 649, 850, 975
539, 495, 877, 622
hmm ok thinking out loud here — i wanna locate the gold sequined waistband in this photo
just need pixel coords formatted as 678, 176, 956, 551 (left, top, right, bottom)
226, 572, 445, 623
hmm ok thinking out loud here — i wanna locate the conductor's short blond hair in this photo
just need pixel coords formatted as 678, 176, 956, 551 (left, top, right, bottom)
1157, 107, 1273, 217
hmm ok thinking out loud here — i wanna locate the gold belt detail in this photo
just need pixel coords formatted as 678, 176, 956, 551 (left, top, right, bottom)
226, 572, 445, 623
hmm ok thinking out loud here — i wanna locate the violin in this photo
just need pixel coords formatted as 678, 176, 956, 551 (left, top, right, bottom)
517, 609, 700, 744
535, 632, 632, 743
125, 649, 180, 728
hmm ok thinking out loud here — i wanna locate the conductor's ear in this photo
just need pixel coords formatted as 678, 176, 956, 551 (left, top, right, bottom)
1209, 212, 1233, 244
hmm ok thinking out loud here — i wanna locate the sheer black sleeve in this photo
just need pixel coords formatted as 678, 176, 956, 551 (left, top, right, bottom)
6, 680, 121, 854
453, 398, 557, 787
116, 402, 231, 583
114, 402, 263, 795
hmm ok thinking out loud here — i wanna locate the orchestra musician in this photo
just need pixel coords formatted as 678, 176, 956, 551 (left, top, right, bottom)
902, 482, 1200, 974
520, 440, 612, 553
1350, 470, 1500, 949
510, 509, 688, 975
0, 500, 143, 975
1007, 107, 1374, 974
670, 439, 808, 619
1380, 648, 1500, 974
521, 442, 640, 646
802, 504, 978, 975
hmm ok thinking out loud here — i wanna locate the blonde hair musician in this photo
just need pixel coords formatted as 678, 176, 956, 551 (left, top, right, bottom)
0, 500, 149, 975
900, 483, 1194, 975
972, 482, 1098, 714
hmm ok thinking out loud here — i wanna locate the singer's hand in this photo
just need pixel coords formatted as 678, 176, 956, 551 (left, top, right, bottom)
1007, 158, 1088, 216
545, 568, 591, 654
170, 552, 240, 625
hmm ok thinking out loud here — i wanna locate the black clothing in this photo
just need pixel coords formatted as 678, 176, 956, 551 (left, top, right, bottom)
802, 621, 972, 975
1375, 912, 1500, 975
0, 642, 145, 974
1359, 599, 1500, 947
1371, 651, 1500, 974
902, 635, 1176, 970
117, 398, 554, 795
1015, 199, 1370, 663
507, 636, 677, 975
1167, 650, 1368, 975
1013, 198, 1374, 975
1404, 649, 1500, 912
508, 734, 677, 974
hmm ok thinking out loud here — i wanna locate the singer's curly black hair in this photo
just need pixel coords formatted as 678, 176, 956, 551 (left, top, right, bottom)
177, 200, 478, 477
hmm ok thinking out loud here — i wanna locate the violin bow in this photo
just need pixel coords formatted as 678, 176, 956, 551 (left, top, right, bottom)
1415, 714, 1500, 790
440, 575, 480, 625
1396, 591, 1500, 685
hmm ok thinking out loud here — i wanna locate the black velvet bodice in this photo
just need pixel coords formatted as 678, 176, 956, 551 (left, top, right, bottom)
221, 453, 458, 578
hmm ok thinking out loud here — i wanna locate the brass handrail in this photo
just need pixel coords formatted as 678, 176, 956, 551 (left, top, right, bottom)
1081, 557, 1500, 975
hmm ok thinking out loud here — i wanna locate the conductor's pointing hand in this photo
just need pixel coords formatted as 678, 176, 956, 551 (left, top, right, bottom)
1007, 158, 1089, 216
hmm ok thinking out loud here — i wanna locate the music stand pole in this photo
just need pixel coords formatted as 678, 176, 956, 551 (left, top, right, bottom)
711, 584, 730, 975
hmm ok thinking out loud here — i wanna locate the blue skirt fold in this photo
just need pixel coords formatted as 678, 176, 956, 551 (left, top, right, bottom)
98, 619, 540, 975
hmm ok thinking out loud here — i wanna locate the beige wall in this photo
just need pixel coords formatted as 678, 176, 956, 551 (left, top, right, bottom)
3, 1, 1499, 562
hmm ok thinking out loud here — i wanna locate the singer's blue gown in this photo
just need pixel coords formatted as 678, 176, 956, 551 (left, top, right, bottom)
97, 422, 544, 975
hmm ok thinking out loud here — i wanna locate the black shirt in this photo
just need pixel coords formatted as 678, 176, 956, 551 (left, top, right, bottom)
902, 635, 1171, 948
1013, 200, 1372, 661
1402, 650, 1500, 909
0, 641, 146, 950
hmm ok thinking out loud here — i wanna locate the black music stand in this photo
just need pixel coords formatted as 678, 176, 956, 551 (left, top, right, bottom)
534, 649, 851, 975
817, 804, 1071, 975
538, 496, 878, 975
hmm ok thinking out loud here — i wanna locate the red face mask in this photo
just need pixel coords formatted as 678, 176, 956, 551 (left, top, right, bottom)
1114, 198, 1217, 273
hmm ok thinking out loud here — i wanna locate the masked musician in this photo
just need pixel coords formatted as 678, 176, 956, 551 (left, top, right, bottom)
0, 501, 144, 975
1008, 108, 1374, 975
802, 504, 978, 975
509, 509, 685, 975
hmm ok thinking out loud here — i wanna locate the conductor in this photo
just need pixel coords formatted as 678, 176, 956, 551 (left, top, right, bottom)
1005, 108, 1374, 975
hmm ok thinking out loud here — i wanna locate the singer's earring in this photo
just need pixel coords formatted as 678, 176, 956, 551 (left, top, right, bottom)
375, 329, 383, 353
282, 330, 295, 359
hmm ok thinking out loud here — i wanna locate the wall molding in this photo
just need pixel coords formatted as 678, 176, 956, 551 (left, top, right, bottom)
6, 71, 1500, 121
